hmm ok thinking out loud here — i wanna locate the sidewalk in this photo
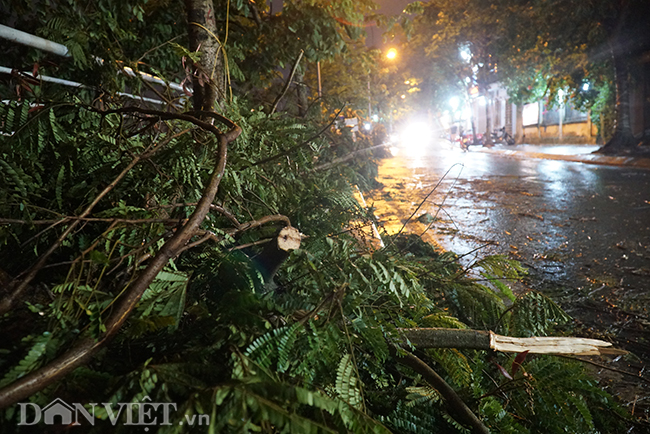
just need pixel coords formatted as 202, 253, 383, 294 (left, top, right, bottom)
473, 143, 650, 169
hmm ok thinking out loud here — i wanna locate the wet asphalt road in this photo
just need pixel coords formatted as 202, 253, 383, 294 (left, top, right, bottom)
369, 138, 650, 419
370, 139, 650, 333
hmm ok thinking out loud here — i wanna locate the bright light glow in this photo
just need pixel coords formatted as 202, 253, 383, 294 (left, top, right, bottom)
449, 96, 460, 111
405, 80, 410, 85
399, 121, 433, 151
363, 122, 372, 131
371, 114, 379, 122
400, 94, 406, 99
582, 82, 590, 91
386, 48, 397, 60
522, 102, 539, 126
459, 45, 471, 62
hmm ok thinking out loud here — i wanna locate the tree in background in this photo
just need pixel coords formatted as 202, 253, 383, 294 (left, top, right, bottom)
403, 0, 650, 153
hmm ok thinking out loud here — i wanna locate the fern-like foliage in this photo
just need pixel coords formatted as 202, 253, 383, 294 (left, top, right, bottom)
0, 89, 632, 434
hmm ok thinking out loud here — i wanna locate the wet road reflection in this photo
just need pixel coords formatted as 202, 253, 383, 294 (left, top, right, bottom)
370, 139, 650, 313
368, 139, 650, 416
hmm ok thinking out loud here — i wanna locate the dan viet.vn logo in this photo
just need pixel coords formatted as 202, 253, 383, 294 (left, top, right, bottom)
17, 396, 210, 428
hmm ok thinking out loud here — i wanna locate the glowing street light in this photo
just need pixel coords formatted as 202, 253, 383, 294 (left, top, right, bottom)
386, 48, 397, 60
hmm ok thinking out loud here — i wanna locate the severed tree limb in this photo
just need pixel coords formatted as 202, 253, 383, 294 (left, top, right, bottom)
391, 346, 490, 434
399, 328, 626, 356
0, 114, 241, 409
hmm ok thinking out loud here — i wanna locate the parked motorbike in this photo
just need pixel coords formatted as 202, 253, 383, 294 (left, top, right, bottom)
491, 126, 515, 146
456, 132, 484, 151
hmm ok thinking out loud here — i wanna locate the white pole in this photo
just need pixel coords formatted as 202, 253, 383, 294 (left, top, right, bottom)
0, 66, 167, 106
0, 25, 188, 93
0, 24, 70, 57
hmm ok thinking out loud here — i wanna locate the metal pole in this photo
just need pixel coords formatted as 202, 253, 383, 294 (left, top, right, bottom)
0, 24, 70, 57
0, 66, 167, 105
0, 24, 187, 93
368, 74, 371, 118
317, 61, 322, 99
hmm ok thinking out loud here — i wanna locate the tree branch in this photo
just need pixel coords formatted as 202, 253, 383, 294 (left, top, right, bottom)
270, 50, 304, 115
0, 113, 241, 409
392, 347, 490, 434
399, 328, 625, 356
247, 0, 263, 26
310, 143, 389, 172
246, 105, 345, 169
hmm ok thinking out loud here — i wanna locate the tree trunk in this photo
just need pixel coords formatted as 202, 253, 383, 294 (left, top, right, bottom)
515, 103, 524, 144
483, 91, 493, 145
185, 0, 225, 111
598, 40, 637, 154
597, 3, 638, 154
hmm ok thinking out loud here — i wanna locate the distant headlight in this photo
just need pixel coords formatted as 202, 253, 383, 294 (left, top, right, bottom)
400, 121, 432, 147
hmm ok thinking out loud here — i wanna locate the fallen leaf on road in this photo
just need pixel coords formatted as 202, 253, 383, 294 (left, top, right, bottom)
518, 212, 544, 221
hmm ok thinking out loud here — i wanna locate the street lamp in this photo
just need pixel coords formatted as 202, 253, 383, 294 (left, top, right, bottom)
386, 48, 397, 60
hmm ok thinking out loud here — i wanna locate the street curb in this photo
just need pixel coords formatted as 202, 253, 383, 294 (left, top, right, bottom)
476, 147, 650, 170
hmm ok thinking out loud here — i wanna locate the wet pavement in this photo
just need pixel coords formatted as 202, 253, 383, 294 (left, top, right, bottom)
367, 139, 650, 420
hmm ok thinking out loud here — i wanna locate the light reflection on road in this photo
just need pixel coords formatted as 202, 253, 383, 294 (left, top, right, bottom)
368, 139, 650, 311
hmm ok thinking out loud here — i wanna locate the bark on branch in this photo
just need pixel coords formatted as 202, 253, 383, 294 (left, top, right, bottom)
392, 347, 490, 434
0, 112, 241, 409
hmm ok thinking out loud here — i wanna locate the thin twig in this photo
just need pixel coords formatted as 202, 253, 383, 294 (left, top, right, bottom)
246, 105, 345, 169
3, 217, 186, 226
270, 50, 304, 115
385, 162, 464, 250
310, 144, 389, 172
0, 111, 241, 408
558, 355, 650, 385
0, 128, 173, 314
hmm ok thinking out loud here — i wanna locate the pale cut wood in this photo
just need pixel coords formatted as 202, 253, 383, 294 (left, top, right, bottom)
399, 328, 626, 356
277, 226, 301, 251
489, 332, 626, 356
